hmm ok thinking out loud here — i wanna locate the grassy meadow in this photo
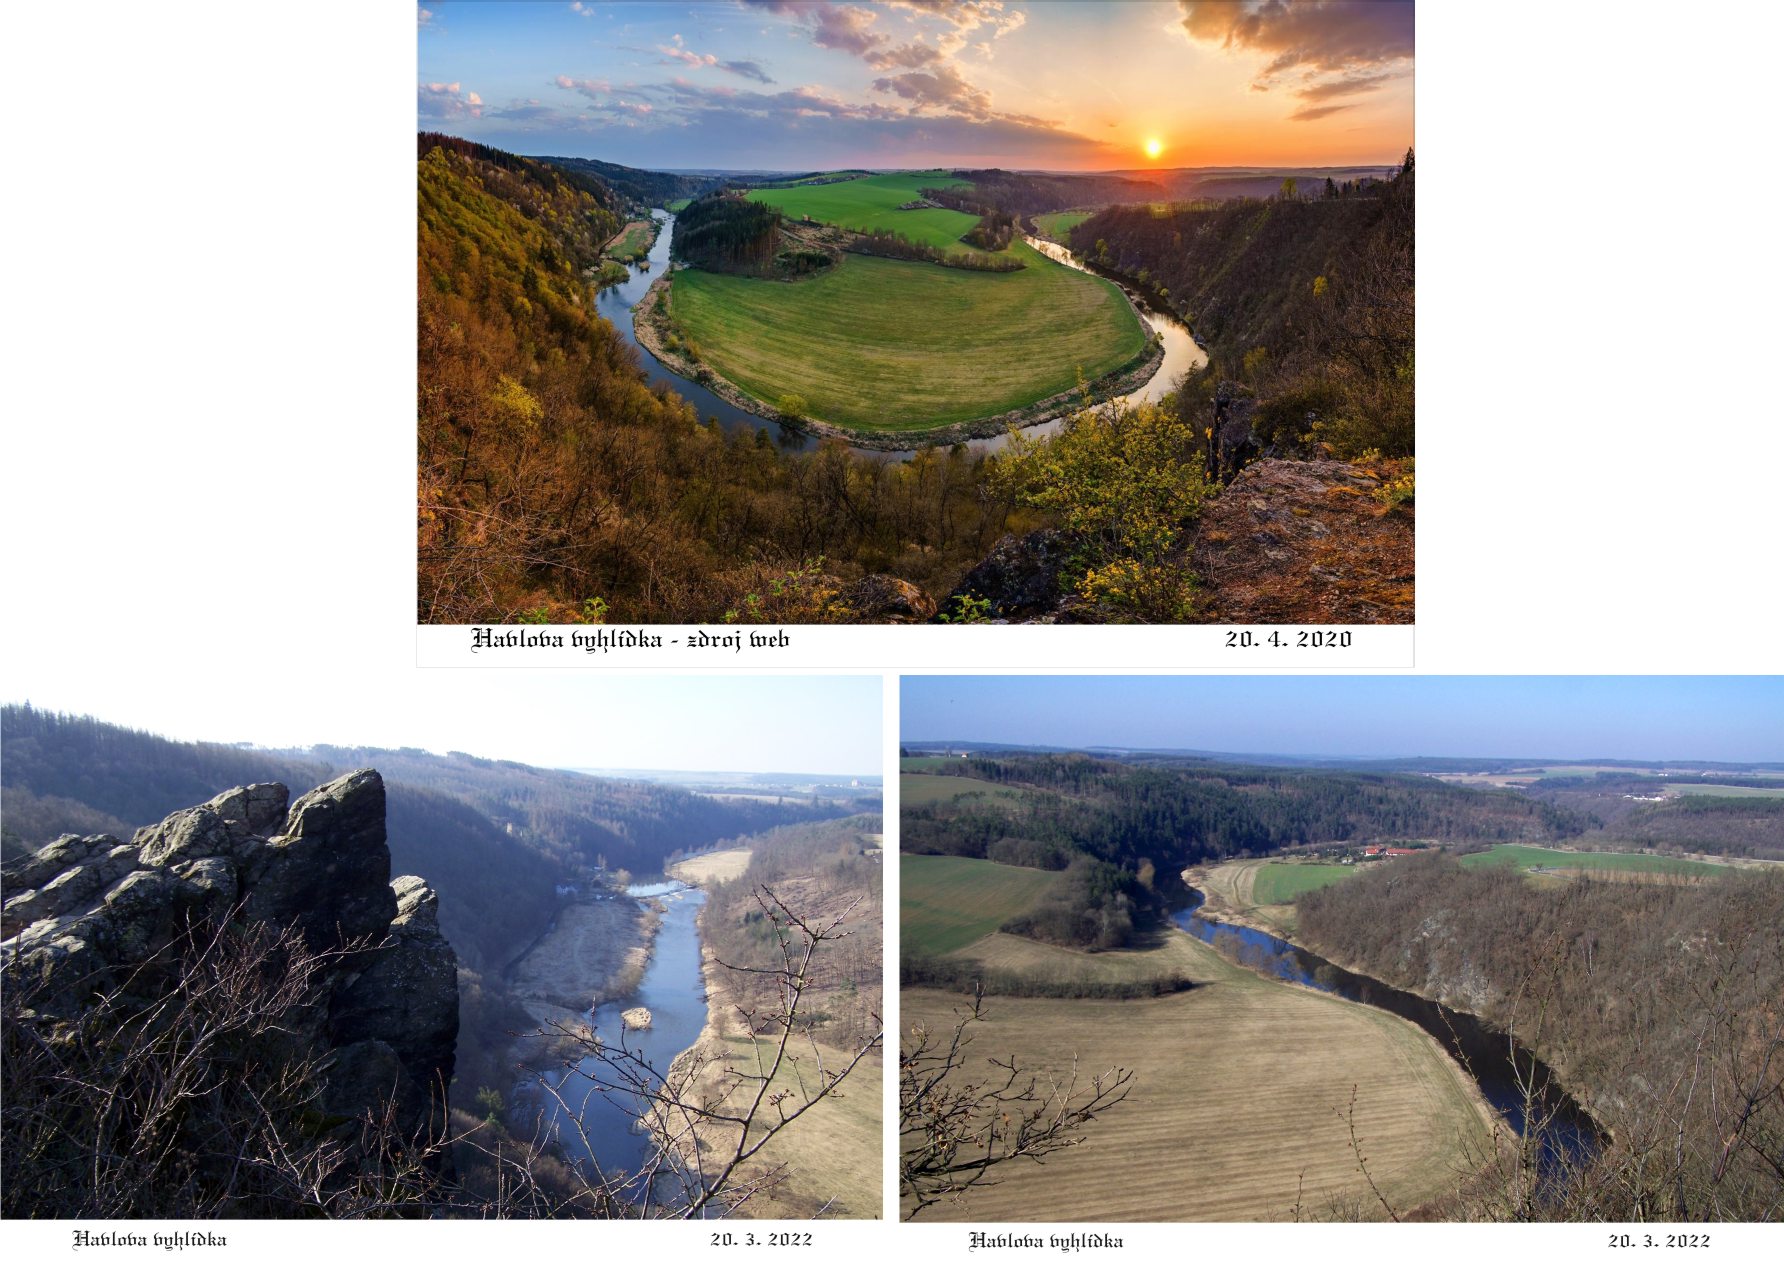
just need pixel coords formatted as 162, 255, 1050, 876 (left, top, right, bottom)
1252, 861, 1355, 903
1033, 210, 1091, 240
900, 772, 1028, 807
901, 854, 1059, 956
902, 929, 1495, 1221
604, 219, 654, 260
747, 171, 975, 252
1458, 843, 1724, 877
669, 239, 1146, 431
1192, 857, 1355, 937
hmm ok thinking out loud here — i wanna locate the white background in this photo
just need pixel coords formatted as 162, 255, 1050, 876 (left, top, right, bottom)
3, 1, 1781, 1259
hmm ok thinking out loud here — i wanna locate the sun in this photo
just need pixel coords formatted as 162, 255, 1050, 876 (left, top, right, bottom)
1144, 137, 1164, 160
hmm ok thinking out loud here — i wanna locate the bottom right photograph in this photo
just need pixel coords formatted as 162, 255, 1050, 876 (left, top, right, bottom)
898, 675, 1783, 1224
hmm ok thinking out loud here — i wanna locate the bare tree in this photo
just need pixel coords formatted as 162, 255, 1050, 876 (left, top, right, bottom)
501, 884, 882, 1218
899, 985, 1134, 1219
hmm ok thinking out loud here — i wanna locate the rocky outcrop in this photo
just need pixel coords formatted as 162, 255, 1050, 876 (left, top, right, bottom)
942, 529, 1078, 623
1, 771, 459, 1151
1190, 457, 1414, 624
834, 574, 937, 623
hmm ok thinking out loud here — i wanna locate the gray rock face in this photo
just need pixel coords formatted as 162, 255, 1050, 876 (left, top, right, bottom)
945, 529, 1076, 623
245, 771, 396, 955
0, 770, 458, 1152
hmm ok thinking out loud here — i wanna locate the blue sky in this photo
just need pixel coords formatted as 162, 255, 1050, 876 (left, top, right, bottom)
417, 1, 1415, 170
6, 675, 882, 777
901, 677, 1784, 762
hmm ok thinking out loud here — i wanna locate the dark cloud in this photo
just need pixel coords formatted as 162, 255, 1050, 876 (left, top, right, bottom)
871, 64, 991, 117
810, 4, 888, 57
1177, 0, 1413, 83
720, 59, 777, 83
1287, 102, 1355, 123
866, 40, 945, 69
1295, 71, 1391, 103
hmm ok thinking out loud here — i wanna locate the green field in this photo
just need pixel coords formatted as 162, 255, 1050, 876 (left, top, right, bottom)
670, 239, 1146, 431
901, 773, 1026, 807
1033, 210, 1091, 241
604, 219, 654, 260
1251, 862, 1355, 903
900, 756, 955, 772
1459, 844, 1722, 876
665, 197, 690, 213
901, 854, 1059, 956
747, 171, 975, 252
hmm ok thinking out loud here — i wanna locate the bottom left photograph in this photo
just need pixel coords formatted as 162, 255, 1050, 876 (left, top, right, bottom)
0, 677, 884, 1221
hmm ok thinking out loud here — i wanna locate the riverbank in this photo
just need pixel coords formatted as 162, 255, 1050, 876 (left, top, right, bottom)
507, 892, 663, 1068
633, 267, 1165, 452
665, 915, 882, 1218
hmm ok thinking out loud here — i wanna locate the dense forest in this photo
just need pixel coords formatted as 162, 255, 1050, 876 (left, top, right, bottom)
418, 135, 1022, 623
905, 755, 1581, 871
1072, 157, 1414, 460
921, 169, 1166, 217
671, 191, 782, 272
531, 152, 717, 212
1296, 855, 1784, 1220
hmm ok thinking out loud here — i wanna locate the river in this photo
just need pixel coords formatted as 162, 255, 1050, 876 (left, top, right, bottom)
594, 211, 1201, 460
530, 879, 711, 1205
1173, 889, 1602, 1167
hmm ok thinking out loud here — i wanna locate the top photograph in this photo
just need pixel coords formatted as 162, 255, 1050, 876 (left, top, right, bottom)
417, 0, 1414, 626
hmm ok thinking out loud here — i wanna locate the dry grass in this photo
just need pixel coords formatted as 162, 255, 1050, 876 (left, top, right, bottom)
671, 848, 754, 885
1189, 858, 1300, 938
950, 928, 1203, 988
903, 931, 1494, 1222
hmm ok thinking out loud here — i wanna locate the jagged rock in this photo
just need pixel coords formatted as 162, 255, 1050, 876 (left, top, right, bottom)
4, 833, 118, 893
835, 574, 936, 623
245, 770, 396, 955
0, 770, 459, 1162
1191, 457, 1413, 624
331, 874, 459, 1100
943, 529, 1075, 622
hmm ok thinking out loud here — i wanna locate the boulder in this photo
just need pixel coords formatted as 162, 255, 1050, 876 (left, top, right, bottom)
944, 529, 1074, 622
330, 876, 459, 1099
834, 574, 937, 623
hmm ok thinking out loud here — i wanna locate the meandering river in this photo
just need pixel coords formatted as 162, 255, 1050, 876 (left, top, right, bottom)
531, 879, 710, 1203
595, 211, 1201, 460
1174, 889, 1603, 1165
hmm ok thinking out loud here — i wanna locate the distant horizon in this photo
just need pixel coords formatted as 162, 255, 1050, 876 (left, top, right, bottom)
2, 676, 883, 779
901, 678, 1784, 765
902, 739, 1784, 770
419, 1, 1414, 171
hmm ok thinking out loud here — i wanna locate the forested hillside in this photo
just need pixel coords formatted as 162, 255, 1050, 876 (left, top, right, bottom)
532, 152, 717, 211
1071, 159, 1414, 459
1296, 855, 1784, 1220
904, 754, 1580, 871
418, 135, 1007, 623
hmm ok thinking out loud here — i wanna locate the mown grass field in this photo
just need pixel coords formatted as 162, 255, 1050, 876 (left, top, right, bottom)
747, 171, 974, 252
902, 930, 1495, 1221
1033, 210, 1091, 240
1191, 857, 1353, 937
949, 927, 1204, 991
665, 197, 690, 212
901, 773, 1026, 807
1459, 843, 1723, 876
669, 240, 1146, 431
901, 854, 1059, 957
1252, 861, 1354, 903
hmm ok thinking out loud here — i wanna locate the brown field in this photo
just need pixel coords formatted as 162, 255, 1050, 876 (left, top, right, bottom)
950, 927, 1204, 989
903, 931, 1495, 1221
671, 847, 754, 885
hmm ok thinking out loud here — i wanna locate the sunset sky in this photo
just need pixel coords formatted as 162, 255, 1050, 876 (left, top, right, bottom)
417, 0, 1414, 171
